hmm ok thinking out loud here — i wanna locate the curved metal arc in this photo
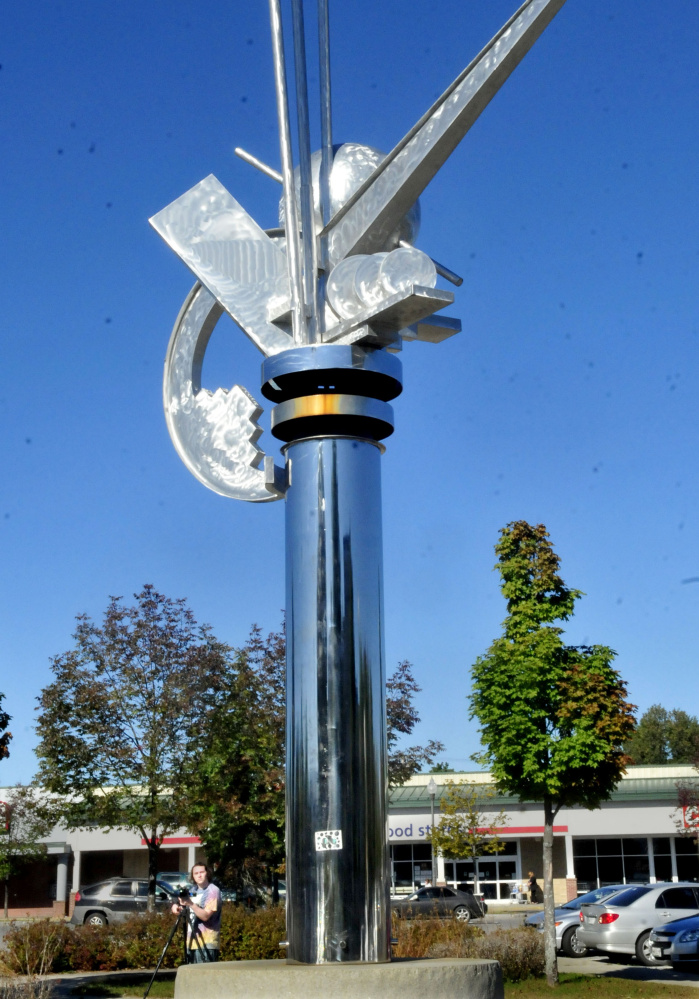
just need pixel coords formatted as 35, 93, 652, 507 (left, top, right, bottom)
320, 0, 567, 263
163, 283, 283, 503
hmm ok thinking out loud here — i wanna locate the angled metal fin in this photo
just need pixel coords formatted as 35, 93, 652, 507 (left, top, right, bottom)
322, 0, 567, 265
150, 175, 293, 357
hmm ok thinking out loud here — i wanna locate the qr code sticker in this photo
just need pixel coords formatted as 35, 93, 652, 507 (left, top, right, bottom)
315, 829, 343, 851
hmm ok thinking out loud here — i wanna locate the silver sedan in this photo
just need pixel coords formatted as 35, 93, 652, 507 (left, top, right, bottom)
577, 883, 699, 966
525, 884, 628, 957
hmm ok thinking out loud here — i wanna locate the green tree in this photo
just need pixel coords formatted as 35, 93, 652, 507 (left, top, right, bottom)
470, 521, 635, 986
626, 704, 699, 764
178, 625, 286, 895
35, 585, 230, 909
0, 785, 55, 917
429, 762, 454, 773
0, 692, 11, 762
184, 649, 443, 892
426, 782, 508, 897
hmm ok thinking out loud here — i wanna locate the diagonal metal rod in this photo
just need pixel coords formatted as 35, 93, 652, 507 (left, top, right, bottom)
234, 146, 283, 183
317, 0, 333, 286
268, 0, 305, 343
291, 0, 320, 343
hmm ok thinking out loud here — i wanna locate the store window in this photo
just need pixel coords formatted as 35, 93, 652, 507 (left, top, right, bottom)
442, 842, 519, 901
573, 838, 650, 889
653, 838, 673, 881
389, 843, 433, 888
675, 838, 699, 882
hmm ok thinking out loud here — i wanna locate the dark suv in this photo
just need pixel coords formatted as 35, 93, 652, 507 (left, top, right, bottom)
71, 878, 176, 926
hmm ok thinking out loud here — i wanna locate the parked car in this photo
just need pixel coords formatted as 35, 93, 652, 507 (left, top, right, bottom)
156, 871, 193, 893
391, 886, 486, 922
71, 878, 177, 926
650, 913, 699, 970
525, 884, 630, 957
577, 883, 699, 966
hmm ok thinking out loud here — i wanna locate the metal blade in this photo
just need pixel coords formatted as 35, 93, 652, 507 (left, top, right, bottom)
150, 175, 293, 357
322, 0, 567, 265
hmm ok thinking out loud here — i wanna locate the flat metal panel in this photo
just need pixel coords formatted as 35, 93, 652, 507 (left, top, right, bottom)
323, 286, 454, 344
150, 175, 292, 356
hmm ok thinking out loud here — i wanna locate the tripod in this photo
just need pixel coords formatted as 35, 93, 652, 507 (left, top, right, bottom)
142, 905, 211, 999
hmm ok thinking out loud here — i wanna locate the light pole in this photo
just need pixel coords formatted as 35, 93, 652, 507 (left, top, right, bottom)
427, 777, 437, 885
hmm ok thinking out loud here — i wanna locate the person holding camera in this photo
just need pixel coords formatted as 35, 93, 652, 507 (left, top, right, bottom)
171, 863, 222, 963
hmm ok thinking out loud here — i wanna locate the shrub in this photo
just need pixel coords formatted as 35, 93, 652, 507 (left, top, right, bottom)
220, 905, 286, 961
391, 915, 484, 960
427, 927, 544, 982
0, 920, 72, 976
0, 906, 287, 974
0, 977, 53, 999
1, 910, 541, 981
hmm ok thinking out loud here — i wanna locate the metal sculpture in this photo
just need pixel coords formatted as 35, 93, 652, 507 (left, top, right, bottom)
151, 0, 567, 965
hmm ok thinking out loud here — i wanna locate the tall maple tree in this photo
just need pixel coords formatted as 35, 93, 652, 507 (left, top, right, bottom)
183, 643, 444, 889
35, 585, 230, 908
470, 521, 635, 986
177, 625, 287, 893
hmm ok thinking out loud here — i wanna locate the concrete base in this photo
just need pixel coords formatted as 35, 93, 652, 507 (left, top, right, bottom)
175, 958, 503, 999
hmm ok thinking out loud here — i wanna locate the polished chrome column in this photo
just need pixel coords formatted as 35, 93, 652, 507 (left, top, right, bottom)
284, 436, 389, 963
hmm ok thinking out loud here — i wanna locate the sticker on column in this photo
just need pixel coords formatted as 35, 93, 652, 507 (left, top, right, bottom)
315, 829, 343, 851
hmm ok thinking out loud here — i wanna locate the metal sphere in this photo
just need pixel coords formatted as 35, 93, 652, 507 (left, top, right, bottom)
279, 142, 421, 249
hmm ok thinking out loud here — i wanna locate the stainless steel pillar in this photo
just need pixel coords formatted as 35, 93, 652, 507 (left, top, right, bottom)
284, 436, 389, 963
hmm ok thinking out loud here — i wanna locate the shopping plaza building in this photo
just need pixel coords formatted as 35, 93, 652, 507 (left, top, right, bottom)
3, 764, 698, 918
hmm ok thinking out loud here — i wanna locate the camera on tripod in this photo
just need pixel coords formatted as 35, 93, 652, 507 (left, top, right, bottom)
177, 886, 191, 901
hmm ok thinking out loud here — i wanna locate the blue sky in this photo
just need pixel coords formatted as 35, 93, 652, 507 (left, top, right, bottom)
2, 0, 698, 784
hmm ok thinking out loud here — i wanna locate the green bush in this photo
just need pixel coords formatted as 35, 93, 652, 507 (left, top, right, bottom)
0, 920, 72, 976
219, 906, 286, 961
1, 910, 541, 981
0, 907, 287, 974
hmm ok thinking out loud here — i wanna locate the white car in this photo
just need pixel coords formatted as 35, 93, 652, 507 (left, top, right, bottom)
525, 885, 629, 957
578, 883, 699, 966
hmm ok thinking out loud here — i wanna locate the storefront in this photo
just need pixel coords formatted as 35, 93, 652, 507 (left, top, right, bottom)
388, 765, 699, 903
2, 764, 697, 917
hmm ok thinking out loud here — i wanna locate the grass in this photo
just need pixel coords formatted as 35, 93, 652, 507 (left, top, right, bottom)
66, 971, 699, 999
70, 981, 174, 998
508, 973, 699, 999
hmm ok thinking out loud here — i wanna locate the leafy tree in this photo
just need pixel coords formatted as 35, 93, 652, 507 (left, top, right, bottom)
429, 762, 454, 773
0, 692, 11, 762
186, 649, 443, 891
0, 785, 55, 917
427, 782, 508, 896
35, 585, 230, 909
178, 625, 286, 894
470, 521, 635, 986
386, 660, 445, 787
626, 705, 699, 765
